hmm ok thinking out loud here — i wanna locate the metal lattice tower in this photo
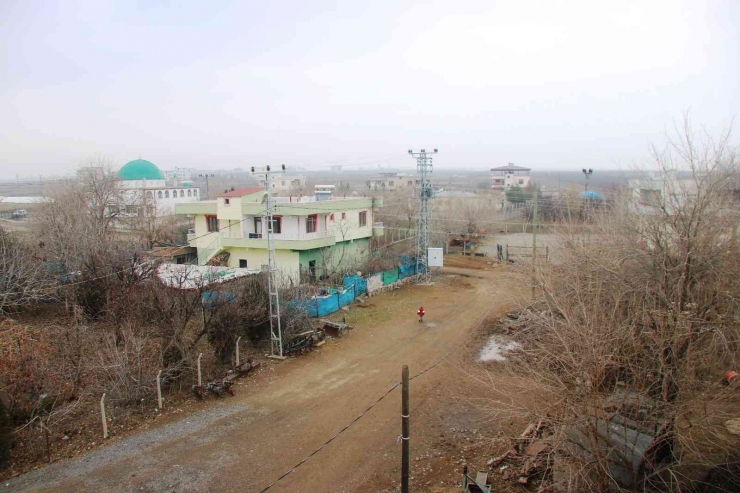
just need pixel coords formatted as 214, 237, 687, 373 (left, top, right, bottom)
251, 164, 286, 358
409, 148, 437, 283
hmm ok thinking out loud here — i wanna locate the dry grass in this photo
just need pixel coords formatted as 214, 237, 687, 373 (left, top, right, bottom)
485, 121, 740, 491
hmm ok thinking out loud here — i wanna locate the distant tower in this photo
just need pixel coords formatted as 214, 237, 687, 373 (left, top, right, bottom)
408, 148, 438, 283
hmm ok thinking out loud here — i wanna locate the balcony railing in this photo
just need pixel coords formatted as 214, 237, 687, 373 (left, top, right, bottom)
220, 229, 332, 241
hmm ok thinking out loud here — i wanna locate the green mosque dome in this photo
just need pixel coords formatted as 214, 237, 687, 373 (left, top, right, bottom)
118, 159, 165, 181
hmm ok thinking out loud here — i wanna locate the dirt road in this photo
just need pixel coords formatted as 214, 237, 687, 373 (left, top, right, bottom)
7, 266, 518, 493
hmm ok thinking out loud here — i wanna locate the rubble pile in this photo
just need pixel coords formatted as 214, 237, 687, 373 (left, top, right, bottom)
486, 420, 554, 489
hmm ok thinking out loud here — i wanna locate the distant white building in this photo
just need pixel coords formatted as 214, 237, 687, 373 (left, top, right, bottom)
164, 167, 196, 181
490, 163, 531, 190
258, 174, 307, 194
367, 172, 419, 192
627, 173, 700, 215
118, 159, 200, 215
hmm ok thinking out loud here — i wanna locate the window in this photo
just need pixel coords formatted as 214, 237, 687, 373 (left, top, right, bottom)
193, 189, 198, 196
640, 189, 661, 205
389, 180, 395, 186
359, 211, 367, 227
239, 259, 247, 268
408, 181, 413, 186
518, 179, 524, 185
281, 181, 286, 186
180, 190, 184, 197
164, 190, 169, 198
269, 216, 282, 234
187, 190, 192, 197
330, 213, 335, 222
157, 191, 163, 199
146, 191, 153, 199
306, 214, 317, 233
206, 215, 218, 232
341, 212, 346, 220
224, 198, 230, 206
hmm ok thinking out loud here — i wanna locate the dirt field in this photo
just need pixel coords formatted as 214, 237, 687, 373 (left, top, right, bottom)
5, 264, 528, 493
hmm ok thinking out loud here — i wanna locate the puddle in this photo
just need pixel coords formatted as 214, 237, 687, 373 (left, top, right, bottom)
479, 336, 520, 362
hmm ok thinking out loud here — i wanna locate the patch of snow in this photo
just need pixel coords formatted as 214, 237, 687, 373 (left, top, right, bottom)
479, 336, 520, 362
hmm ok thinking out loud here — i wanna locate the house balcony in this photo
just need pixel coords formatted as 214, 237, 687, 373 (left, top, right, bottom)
217, 229, 336, 250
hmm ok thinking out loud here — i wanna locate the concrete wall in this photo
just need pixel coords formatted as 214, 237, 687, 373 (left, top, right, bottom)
224, 247, 301, 282
299, 238, 370, 279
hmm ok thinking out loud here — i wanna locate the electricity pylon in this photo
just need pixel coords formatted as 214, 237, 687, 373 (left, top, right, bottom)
408, 148, 437, 283
251, 164, 286, 358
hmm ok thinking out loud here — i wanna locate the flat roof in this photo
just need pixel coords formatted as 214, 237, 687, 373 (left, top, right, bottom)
490, 164, 531, 171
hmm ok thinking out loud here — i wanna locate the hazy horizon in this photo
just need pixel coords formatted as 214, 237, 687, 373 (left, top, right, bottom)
2, 0, 738, 179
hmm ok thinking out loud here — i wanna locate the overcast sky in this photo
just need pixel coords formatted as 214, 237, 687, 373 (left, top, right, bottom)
1, 0, 738, 177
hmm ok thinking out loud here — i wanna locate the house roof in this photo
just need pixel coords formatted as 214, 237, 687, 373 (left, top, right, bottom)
219, 187, 264, 198
490, 163, 531, 172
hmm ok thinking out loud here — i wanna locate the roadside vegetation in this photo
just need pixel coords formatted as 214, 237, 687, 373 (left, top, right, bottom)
491, 121, 740, 491
0, 160, 314, 477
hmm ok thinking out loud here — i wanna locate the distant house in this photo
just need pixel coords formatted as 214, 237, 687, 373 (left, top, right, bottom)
367, 172, 419, 192
490, 163, 531, 190
175, 187, 383, 283
257, 174, 307, 194
627, 174, 700, 215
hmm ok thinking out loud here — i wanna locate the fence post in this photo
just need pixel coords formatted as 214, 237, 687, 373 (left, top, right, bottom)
100, 393, 108, 439
235, 336, 242, 366
156, 370, 163, 409
197, 353, 203, 387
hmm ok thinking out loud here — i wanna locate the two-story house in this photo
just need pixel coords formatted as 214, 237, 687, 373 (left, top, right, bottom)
491, 163, 531, 190
175, 187, 383, 282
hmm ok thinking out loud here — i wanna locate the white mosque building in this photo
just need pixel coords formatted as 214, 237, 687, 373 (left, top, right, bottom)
118, 159, 200, 215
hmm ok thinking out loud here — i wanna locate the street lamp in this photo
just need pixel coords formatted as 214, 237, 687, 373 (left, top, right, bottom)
582, 168, 593, 192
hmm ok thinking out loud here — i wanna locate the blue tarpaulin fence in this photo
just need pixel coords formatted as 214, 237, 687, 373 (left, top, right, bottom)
288, 260, 421, 318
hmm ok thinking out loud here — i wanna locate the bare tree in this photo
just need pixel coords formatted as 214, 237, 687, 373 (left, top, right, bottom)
125, 192, 181, 249
35, 156, 126, 273
0, 228, 54, 312
496, 117, 740, 491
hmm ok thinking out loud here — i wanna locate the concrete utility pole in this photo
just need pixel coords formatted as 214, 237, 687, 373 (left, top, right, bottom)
252, 164, 287, 358
199, 173, 215, 199
409, 148, 438, 283
531, 190, 538, 301
401, 365, 410, 493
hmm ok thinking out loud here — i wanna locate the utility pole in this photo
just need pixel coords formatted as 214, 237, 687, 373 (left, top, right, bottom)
252, 164, 287, 358
199, 173, 215, 199
401, 365, 410, 493
582, 168, 593, 192
531, 190, 538, 301
409, 148, 438, 283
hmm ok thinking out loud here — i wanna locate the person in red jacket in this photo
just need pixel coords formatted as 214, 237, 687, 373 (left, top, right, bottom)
417, 306, 425, 323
